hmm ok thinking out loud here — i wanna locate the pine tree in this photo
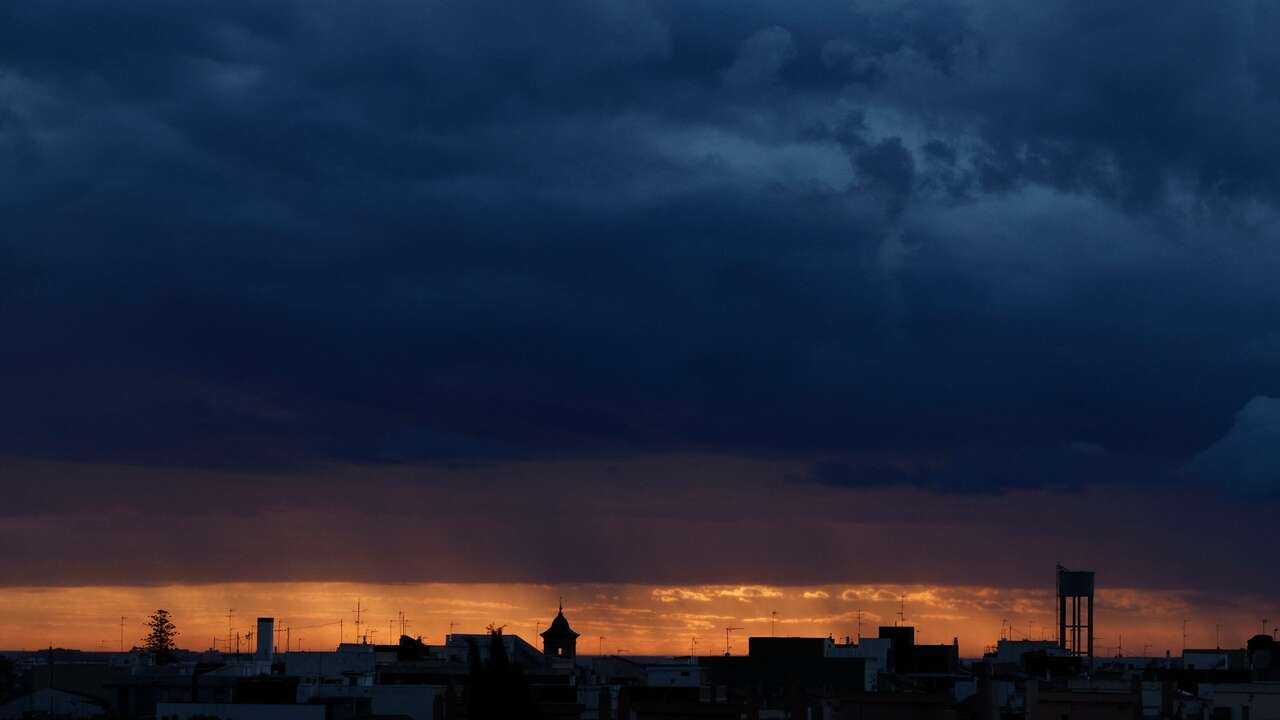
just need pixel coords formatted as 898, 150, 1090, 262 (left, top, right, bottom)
143, 609, 178, 662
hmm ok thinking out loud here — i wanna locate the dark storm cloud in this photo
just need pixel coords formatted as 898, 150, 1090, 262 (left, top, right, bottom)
3, 0, 1280, 499
804, 442, 1174, 495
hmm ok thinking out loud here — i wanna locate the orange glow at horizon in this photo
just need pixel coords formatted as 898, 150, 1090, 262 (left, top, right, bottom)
0, 581, 1269, 658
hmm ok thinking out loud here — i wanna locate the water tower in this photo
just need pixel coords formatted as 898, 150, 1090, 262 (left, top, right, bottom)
1056, 565, 1094, 667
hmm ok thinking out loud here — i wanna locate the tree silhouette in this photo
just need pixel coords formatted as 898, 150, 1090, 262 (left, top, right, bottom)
144, 609, 178, 663
465, 628, 541, 720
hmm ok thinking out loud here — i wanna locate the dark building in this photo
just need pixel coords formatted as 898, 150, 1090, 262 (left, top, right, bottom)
877, 627, 959, 675
746, 637, 829, 658
540, 601, 580, 659
700, 637, 865, 717
877, 626, 915, 653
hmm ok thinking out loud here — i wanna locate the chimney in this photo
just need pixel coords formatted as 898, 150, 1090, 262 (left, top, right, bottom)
256, 618, 274, 662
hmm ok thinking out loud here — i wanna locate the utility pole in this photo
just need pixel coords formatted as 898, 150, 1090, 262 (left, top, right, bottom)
690, 636, 697, 663
226, 609, 235, 658
119, 617, 127, 653
1182, 619, 1188, 654
857, 610, 864, 642
598, 636, 605, 656
771, 611, 777, 637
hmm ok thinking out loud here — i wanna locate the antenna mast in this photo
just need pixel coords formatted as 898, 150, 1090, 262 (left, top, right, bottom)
226, 609, 235, 657
725, 627, 744, 655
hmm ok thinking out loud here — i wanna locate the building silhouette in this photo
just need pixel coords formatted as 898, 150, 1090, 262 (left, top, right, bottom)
539, 601, 579, 659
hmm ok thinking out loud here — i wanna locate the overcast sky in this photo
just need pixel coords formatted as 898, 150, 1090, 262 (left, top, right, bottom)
2, 0, 1279, 611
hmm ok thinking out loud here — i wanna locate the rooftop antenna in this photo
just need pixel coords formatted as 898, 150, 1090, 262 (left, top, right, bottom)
353, 600, 363, 645
897, 595, 906, 626
340, 619, 344, 645
1182, 619, 1188, 654
119, 617, 127, 653
598, 636, 605, 656
1216, 624, 1221, 650
725, 627, 744, 656
857, 609, 864, 641
771, 611, 777, 637
690, 636, 698, 663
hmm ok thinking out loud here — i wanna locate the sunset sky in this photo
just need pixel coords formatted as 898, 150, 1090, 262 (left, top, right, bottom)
3, 0, 1280, 656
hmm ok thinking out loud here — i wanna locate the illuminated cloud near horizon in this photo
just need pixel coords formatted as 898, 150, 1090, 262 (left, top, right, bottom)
0, 582, 1267, 657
